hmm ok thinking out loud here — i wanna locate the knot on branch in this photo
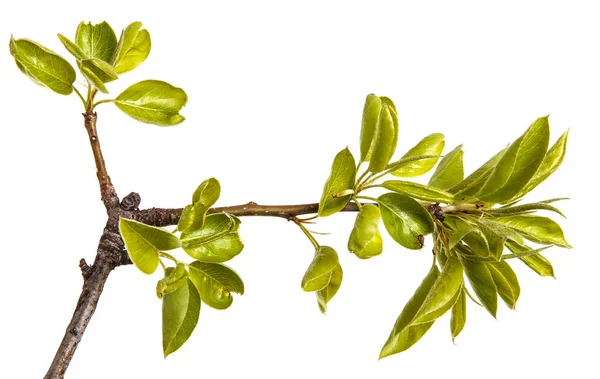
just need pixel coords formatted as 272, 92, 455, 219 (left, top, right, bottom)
79, 258, 92, 279
120, 192, 141, 211
427, 203, 445, 222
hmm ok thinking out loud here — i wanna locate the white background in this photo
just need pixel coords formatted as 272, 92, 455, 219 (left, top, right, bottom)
1, 1, 598, 378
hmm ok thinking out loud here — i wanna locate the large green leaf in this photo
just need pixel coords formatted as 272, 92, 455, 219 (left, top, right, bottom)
368, 103, 397, 173
162, 275, 200, 357
461, 257, 498, 317
181, 214, 244, 262
392, 133, 445, 177
189, 261, 244, 310
450, 288, 466, 342
450, 147, 506, 198
429, 145, 464, 190
378, 193, 434, 250
493, 214, 570, 248
487, 261, 520, 309
316, 263, 343, 314
156, 263, 189, 299
348, 204, 383, 259
119, 218, 181, 274
114, 80, 188, 125
506, 241, 554, 277
111, 21, 151, 74
318, 147, 356, 217
9, 37, 76, 95
78, 58, 118, 93
382, 180, 454, 203
476, 117, 550, 203
75, 21, 117, 62
301, 246, 339, 292
360, 94, 382, 162
380, 265, 440, 359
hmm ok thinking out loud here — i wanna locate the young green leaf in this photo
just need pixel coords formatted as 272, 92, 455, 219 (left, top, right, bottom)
301, 246, 340, 292
162, 276, 200, 357
461, 258, 498, 318
114, 80, 188, 125
9, 37, 76, 95
429, 145, 464, 190
75, 21, 117, 62
348, 204, 383, 259
506, 241, 555, 277
492, 214, 571, 248
381, 180, 455, 203
177, 205, 195, 232
111, 21, 151, 74
450, 147, 506, 198
476, 117, 550, 203
359, 94, 382, 162
157, 263, 189, 299
189, 261, 244, 310
78, 58, 119, 93
413, 257, 464, 324
192, 178, 221, 207
318, 147, 356, 217
487, 261, 520, 309
450, 288, 466, 342
485, 201, 565, 218
181, 214, 244, 262
378, 193, 434, 250
392, 133, 445, 177
380, 265, 440, 359
380, 96, 400, 162
119, 218, 181, 274
385, 155, 441, 173
368, 103, 397, 173
57, 34, 86, 60
316, 263, 343, 313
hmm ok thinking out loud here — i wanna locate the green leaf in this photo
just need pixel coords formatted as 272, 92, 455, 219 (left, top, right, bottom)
506, 241, 555, 277
318, 148, 356, 217
9, 37, 76, 95
162, 275, 200, 357
157, 263, 189, 299
301, 246, 339, 292
75, 21, 117, 62
348, 204, 383, 259
379, 265, 440, 359
177, 205, 195, 232
413, 257, 464, 324
429, 145, 464, 190
114, 80, 188, 125
476, 117, 550, 203
119, 218, 181, 274
378, 193, 434, 250
450, 147, 507, 198
359, 94, 382, 162
111, 21, 151, 74
380, 97, 400, 163
189, 261, 244, 310
514, 130, 569, 199
485, 202, 565, 218
461, 258, 498, 318
181, 214, 244, 262
450, 288, 466, 342
382, 180, 454, 203
385, 155, 441, 173
392, 133, 445, 177
78, 58, 118, 93
316, 263, 343, 314
368, 103, 397, 173
492, 214, 571, 248
487, 261, 520, 309
57, 34, 86, 60
192, 178, 221, 207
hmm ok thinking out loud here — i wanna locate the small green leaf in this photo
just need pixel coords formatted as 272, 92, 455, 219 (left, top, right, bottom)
382, 180, 454, 203
348, 204, 383, 259
119, 218, 181, 274
114, 80, 188, 125
476, 117, 550, 203
189, 261, 244, 310
57, 34, 86, 60
380, 97, 400, 159
485, 202, 565, 218
9, 37, 76, 95
162, 276, 200, 357
450, 147, 506, 198
368, 103, 397, 173
385, 155, 441, 173
487, 261, 520, 309
492, 214, 570, 248
429, 145, 464, 190
192, 178, 221, 207
177, 205, 195, 232
301, 246, 339, 292
450, 288, 466, 342
360, 94, 382, 162
461, 257, 498, 318
111, 21, 151, 74
413, 257, 464, 324
506, 241, 555, 277
157, 263, 189, 299
78, 58, 118, 93
75, 21, 117, 62
378, 193, 434, 250
181, 214, 244, 262
392, 133, 445, 177
316, 263, 343, 314
379, 265, 440, 359
318, 148, 356, 217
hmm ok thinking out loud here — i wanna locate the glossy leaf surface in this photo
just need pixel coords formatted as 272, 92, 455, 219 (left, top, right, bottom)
181, 214, 244, 262
112, 21, 151, 73
318, 148, 356, 217
301, 246, 339, 292
493, 214, 570, 247
392, 133, 445, 177
368, 103, 396, 173
462, 258, 498, 317
75, 21, 117, 62
382, 180, 454, 203
348, 204, 383, 259
189, 261, 244, 310
429, 144, 464, 190
360, 94, 381, 162
378, 193, 434, 250
487, 261, 520, 309
450, 288, 466, 342
316, 263, 343, 313
162, 275, 200, 357
192, 178, 221, 207
156, 263, 189, 299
